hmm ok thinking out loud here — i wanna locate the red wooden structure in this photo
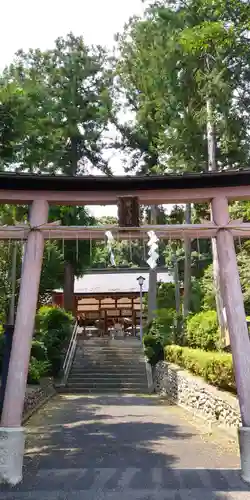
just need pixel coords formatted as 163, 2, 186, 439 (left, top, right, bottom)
0, 170, 250, 483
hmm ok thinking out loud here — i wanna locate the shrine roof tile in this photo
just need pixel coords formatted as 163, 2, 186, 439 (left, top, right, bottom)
54, 270, 173, 294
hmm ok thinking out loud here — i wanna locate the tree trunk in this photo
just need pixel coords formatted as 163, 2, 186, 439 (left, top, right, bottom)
63, 261, 75, 313
173, 252, 182, 342
8, 243, 17, 325
62, 137, 77, 314
148, 205, 158, 323
207, 97, 227, 345
183, 203, 192, 318
173, 256, 181, 316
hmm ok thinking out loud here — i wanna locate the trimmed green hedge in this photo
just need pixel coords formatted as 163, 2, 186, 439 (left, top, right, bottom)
186, 310, 219, 351
165, 345, 235, 392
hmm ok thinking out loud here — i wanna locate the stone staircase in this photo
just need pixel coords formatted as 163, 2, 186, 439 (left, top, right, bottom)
63, 337, 149, 394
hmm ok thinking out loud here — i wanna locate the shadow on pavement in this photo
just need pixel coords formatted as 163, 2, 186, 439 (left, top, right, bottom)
0, 394, 249, 496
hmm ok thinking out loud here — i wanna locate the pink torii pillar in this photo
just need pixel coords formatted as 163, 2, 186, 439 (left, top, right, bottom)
212, 196, 250, 482
0, 199, 48, 485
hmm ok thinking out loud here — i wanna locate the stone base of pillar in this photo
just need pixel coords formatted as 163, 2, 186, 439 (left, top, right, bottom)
0, 427, 25, 485
238, 427, 250, 483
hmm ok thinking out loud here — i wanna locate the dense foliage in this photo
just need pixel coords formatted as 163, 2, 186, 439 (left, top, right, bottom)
35, 306, 73, 377
1, 1, 250, 393
186, 311, 219, 351
0, 306, 73, 384
143, 333, 164, 366
165, 345, 235, 392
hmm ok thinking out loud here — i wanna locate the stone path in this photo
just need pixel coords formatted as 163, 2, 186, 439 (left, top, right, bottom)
1, 393, 250, 499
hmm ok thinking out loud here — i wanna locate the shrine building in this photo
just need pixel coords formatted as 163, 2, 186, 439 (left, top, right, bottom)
52, 267, 173, 330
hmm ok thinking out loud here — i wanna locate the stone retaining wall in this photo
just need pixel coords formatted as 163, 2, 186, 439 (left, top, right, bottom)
22, 378, 56, 422
154, 361, 241, 432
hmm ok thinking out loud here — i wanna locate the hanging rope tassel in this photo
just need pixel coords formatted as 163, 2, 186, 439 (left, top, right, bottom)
89, 233, 92, 266
48, 230, 51, 261
62, 237, 65, 260
147, 230, 159, 269
76, 234, 79, 262
105, 231, 116, 266
197, 234, 201, 260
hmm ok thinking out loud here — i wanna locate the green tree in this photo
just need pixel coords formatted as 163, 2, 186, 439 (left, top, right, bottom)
1, 33, 114, 174
116, 0, 250, 326
0, 34, 114, 311
48, 205, 96, 311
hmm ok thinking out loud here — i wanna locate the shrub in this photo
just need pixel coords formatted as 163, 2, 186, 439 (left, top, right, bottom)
143, 333, 164, 366
186, 310, 219, 351
36, 305, 73, 339
35, 306, 73, 376
143, 308, 182, 365
27, 358, 51, 385
203, 356, 235, 391
156, 283, 176, 310
165, 345, 235, 392
31, 340, 47, 361
165, 345, 183, 365
146, 308, 179, 346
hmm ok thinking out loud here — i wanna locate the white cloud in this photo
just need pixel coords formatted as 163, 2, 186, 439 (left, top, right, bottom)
0, 0, 145, 69
1, 0, 145, 218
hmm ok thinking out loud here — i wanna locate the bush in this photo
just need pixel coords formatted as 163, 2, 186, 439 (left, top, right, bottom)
31, 340, 47, 361
35, 306, 73, 376
28, 357, 51, 384
156, 283, 176, 310
165, 345, 235, 392
186, 310, 219, 351
146, 308, 180, 346
36, 305, 73, 339
143, 308, 182, 365
143, 333, 164, 366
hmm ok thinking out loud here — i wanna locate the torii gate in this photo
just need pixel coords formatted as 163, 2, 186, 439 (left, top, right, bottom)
0, 170, 250, 484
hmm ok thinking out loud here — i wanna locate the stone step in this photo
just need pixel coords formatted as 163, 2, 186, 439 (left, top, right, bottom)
75, 348, 143, 353
68, 375, 147, 380
65, 387, 148, 393
75, 357, 144, 362
72, 364, 146, 370
74, 361, 145, 366
68, 373, 146, 380
60, 387, 149, 394
71, 366, 145, 371
68, 380, 147, 386
68, 370, 146, 376
73, 357, 145, 366
67, 374, 146, 380
67, 339, 147, 395
78, 346, 142, 350
66, 381, 148, 388
69, 371, 146, 376
78, 349, 143, 354
75, 354, 144, 360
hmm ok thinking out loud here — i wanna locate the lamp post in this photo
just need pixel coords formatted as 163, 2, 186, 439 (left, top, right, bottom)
137, 275, 145, 343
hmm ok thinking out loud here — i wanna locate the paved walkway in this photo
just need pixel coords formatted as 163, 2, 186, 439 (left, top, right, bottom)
1, 394, 250, 499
